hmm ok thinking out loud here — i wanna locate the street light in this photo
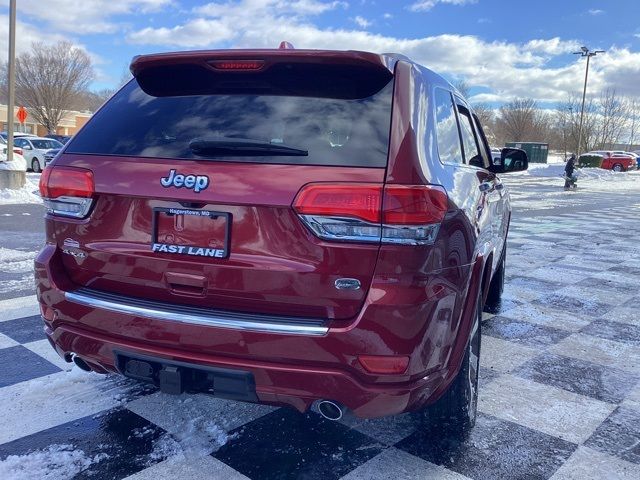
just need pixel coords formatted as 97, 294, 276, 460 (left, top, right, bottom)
573, 46, 605, 155
6, 0, 16, 163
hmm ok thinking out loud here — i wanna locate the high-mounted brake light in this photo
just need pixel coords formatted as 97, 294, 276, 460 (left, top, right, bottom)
209, 60, 265, 71
293, 183, 448, 245
39, 166, 95, 218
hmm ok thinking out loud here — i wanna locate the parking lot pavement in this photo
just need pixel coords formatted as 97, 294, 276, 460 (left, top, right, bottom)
1, 173, 640, 479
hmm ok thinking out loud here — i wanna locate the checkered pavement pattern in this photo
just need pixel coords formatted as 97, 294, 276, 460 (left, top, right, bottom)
0, 206, 639, 480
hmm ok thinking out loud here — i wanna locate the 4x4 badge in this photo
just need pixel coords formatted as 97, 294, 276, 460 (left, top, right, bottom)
160, 169, 209, 193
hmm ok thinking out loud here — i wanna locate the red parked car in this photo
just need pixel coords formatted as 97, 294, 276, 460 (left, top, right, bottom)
587, 150, 636, 171
35, 47, 527, 434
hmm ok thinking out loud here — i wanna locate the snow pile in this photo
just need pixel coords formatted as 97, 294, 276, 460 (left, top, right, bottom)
0, 177, 41, 204
0, 444, 108, 480
518, 162, 636, 182
0, 248, 37, 274
0, 153, 27, 171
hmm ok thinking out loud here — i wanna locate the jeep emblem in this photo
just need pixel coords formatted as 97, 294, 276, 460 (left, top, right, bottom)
160, 169, 209, 193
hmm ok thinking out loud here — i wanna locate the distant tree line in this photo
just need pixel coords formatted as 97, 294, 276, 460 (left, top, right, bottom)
455, 80, 639, 153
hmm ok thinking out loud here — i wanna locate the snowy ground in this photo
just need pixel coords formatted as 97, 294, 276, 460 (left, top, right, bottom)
0, 168, 639, 479
0, 176, 41, 205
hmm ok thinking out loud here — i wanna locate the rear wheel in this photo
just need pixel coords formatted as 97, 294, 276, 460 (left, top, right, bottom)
612, 163, 623, 172
425, 294, 481, 437
484, 245, 506, 312
31, 158, 42, 173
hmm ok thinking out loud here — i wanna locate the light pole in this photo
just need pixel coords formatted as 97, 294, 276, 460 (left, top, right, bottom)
573, 46, 604, 155
6, 0, 16, 163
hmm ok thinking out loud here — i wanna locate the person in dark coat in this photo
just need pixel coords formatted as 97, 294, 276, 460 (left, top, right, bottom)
564, 154, 577, 189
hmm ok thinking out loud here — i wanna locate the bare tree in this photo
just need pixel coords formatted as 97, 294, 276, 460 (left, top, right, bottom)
453, 79, 470, 99
471, 103, 494, 130
593, 88, 629, 149
12, 41, 94, 133
555, 95, 599, 153
75, 88, 116, 112
628, 99, 639, 150
495, 99, 539, 142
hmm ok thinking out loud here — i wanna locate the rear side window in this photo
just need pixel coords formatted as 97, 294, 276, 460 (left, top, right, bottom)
66, 72, 393, 168
457, 109, 480, 164
433, 89, 463, 164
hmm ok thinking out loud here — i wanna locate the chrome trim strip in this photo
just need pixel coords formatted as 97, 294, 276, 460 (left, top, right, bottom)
65, 290, 329, 336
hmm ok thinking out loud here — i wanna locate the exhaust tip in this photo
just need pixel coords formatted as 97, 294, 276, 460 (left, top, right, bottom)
316, 400, 344, 421
71, 354, 92, 372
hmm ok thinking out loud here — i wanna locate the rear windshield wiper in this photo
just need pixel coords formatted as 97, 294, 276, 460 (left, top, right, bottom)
189, 137, 308, 157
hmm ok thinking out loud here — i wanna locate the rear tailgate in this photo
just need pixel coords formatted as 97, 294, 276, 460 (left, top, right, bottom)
52, 50, 396, 321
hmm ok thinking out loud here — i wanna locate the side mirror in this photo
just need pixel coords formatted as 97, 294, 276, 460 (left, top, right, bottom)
489, 147, 528, 173
23, 144, 32, 150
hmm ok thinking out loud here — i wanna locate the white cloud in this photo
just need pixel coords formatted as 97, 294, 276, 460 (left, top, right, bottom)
352, 16, 372, 28
409, 0, 477, 13
122, 0, 640, 102
15, 0, 173, 34
128, 18, 236, 47
0, 14, 70, 59
587, 9, 605, 16
2, 0, 637, 105
525, 38, 580, 56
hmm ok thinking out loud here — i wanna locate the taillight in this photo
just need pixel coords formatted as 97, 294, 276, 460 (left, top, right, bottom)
13, 147, 23, 156
293, 183, 448, 245
381, 185, 448, 245
293, 184, 381, 223
39, 166, 95, 218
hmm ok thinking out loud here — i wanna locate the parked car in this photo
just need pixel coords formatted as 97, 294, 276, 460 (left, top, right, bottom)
13, 136, 63, 172
0, 136, 24, 157
612, 151, 639, 170
44, 148, 61, 167
0, 138, 27, 171
45, 134, 72, 144
36, 46, 527, 435
0, 132, 37, 141
586, 150, 636, 171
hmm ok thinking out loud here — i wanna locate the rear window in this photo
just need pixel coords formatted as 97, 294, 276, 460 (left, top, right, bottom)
66, 68, 394, 167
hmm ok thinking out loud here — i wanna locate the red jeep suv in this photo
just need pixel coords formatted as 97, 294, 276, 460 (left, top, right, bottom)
35, 48, 527, 433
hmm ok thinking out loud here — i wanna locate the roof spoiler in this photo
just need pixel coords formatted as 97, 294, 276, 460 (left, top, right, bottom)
129, 49, 397, 78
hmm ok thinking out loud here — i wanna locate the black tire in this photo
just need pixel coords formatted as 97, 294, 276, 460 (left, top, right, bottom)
31, 158, 42, 173
425, 294, 481, 437
612, 163, 623, 172
484, 245, 506, 312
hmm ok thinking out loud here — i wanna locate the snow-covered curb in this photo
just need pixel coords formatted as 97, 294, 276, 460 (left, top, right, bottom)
0, 177, 41, 204
0, 153, 27, 172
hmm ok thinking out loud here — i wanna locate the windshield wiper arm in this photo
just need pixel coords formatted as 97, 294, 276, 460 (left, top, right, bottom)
189, 137, 308, 157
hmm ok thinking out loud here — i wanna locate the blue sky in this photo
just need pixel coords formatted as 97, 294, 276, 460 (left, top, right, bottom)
1, 0, 639, 105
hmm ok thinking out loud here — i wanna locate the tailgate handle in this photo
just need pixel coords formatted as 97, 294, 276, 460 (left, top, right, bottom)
165, 272, 207, 297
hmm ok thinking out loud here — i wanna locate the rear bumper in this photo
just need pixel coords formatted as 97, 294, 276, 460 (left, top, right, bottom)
45, 322, 445, 417
35, 243, 473, 418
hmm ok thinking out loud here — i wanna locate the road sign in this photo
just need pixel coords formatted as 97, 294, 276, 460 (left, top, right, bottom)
16, 106, 27, 124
